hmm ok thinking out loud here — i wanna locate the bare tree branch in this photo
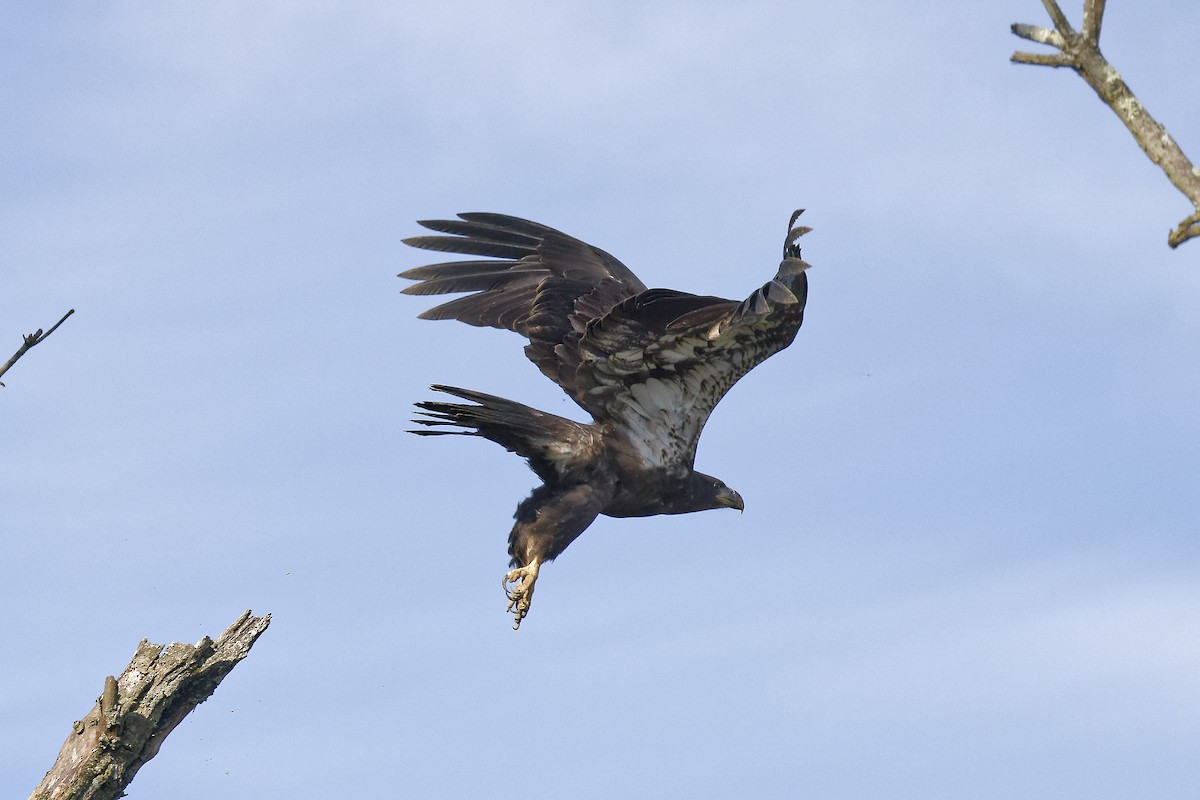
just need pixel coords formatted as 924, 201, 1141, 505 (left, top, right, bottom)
0, 309, 74, 387
1040, 0, 1075, 36
29, 610, 271, 800
1011, 1, 1200, 248
1012, 23, 1067, 50
1082, 0, 1106, 43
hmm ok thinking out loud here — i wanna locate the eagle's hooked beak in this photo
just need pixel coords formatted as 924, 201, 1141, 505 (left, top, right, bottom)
717, 487, 745, 513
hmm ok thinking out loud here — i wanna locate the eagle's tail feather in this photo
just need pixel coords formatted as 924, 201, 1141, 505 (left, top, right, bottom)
410, 385, 546, 444
410, 385, 595, 480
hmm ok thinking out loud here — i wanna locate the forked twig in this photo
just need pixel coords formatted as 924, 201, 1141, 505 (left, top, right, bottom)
1, 309, 74, 387
1011, 0, 1200, 248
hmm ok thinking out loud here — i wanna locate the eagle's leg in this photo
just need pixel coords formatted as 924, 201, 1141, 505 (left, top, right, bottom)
503, 480, 612, 630
503, 558, 541, 630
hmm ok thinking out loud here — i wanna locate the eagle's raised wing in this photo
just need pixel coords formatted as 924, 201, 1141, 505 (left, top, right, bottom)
401, 213, 648, 396
569, 214, 812, 470
402, 211, 811, 450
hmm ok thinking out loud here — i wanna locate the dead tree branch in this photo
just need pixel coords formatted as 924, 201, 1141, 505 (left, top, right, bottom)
1, 309, 75, 387
29, 610, 272, 800
1011, 0, 1200, 248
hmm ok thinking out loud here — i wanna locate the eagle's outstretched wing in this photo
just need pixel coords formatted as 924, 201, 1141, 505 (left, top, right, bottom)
402, 211, 811, 468
401, 213, 648, 394
572, 222, 810, 470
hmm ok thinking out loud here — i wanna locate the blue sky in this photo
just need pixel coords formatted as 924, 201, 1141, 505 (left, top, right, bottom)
4, 2, 1199, 798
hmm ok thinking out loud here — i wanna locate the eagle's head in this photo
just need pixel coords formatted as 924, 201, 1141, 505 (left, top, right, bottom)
686, 472, 744, 513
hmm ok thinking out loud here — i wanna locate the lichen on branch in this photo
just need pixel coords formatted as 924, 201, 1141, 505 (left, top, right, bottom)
1011, 0, 1200, 248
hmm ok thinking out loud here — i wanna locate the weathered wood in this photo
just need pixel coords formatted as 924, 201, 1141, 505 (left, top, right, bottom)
29, 610, 271, 800
1011, 1, 1200, 248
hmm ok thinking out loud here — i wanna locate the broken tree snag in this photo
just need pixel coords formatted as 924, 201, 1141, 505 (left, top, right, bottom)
0, 309, 75, 387
29, 610, 272, 800
1011, 0, 1200, 248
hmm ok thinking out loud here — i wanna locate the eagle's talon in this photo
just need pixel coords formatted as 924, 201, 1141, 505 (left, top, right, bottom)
502, 563, 540, 629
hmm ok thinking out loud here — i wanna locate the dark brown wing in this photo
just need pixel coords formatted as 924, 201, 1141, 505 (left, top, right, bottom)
401, 213, 648, 392
568, 225, 812, 470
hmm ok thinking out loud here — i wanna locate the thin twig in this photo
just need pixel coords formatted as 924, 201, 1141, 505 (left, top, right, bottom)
1040, 0, 1075, 36
1011, 2, 1200, 248
1010, 51, 1076, 68
1082, 0, 1106, 43
0, 309, 74, 387
1012, 23, 1066, 49
1169, 212, 1200, 249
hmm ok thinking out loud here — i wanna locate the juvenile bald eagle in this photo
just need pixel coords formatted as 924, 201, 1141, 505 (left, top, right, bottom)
403, 211, 811, 628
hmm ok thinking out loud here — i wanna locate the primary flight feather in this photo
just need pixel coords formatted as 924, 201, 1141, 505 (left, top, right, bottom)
403, 211, 812, 628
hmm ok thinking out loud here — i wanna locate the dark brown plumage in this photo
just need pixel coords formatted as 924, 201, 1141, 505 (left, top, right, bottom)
404, 211, 812, 628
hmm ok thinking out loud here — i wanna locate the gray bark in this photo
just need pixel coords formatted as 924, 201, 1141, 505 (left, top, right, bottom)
29, 610, 271, 800
1011, 0, 1200, 248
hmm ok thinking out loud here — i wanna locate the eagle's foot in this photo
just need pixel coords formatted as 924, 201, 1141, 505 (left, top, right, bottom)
502, 562, 541, 630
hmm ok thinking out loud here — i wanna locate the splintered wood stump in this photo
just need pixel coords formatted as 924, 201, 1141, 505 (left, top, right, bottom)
30, 610, 271, 800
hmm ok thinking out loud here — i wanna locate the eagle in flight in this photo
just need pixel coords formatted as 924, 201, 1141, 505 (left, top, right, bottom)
403, 211, 811, 628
